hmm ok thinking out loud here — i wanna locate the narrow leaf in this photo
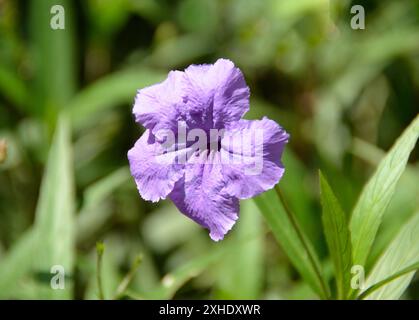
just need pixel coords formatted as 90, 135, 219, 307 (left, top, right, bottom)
319, 171, 353, 299
30, 0, 76, 117
350, 115, 419, 266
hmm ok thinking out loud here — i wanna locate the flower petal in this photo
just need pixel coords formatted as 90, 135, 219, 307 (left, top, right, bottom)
212, 59, 250, 128
182, 64, 215, 132
220, 117, 289, 199
169, 151, 239, 241
183, 59, 249, 131
127, 130, 186, 202
133, 70, 185, 135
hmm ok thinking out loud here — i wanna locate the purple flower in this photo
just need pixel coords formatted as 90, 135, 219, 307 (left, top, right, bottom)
128, 59, 289, 241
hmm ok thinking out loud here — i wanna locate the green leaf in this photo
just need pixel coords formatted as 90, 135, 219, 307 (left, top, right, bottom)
359, 261, 419, 300
361, 211, 419, 300
32, 115, 75, 299
253, 186, 330, 299
30, 0, 76, 118
319, 171, 352, 299
350, 115, 419, 266
65, 68, 165, 130
350, 138, 419, 269
0, 116, 75, 299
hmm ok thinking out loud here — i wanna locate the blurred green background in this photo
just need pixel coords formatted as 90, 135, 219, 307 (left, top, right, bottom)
0, 0, 418, 299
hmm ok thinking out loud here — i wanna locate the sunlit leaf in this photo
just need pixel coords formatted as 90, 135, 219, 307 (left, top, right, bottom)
352, 138, 419, 269
362, 211, 419, 300
350, 115, 419, 267
359, 260, 419, 300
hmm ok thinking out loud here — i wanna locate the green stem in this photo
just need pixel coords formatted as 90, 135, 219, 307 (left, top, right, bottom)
112, 254, 143, 300
275, 185, 330, 299
96, 241, 105, 300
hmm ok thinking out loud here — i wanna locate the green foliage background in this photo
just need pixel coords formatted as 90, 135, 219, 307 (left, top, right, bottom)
0, 0, 418, 299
